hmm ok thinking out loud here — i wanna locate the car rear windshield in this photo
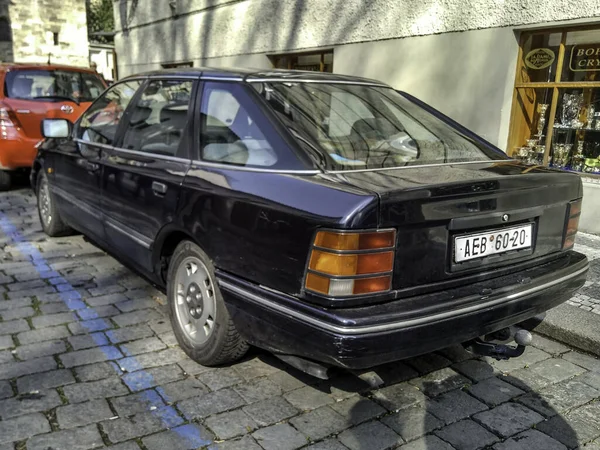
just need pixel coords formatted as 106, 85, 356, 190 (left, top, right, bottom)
254, 82, 507, 171
5, 69, 105, 103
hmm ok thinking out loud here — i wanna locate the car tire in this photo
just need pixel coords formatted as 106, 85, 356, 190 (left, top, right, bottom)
0, 171, 11, 191
36, 172, 72, 237
168, 240, 249, 366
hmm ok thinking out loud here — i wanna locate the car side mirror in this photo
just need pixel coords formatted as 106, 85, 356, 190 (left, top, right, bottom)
41, 119, 72, 139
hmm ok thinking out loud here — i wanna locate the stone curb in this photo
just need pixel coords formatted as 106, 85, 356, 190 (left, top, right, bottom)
536, 303, 600, 357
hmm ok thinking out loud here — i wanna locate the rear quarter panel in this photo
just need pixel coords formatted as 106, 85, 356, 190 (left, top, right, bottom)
175, 167, 378, 295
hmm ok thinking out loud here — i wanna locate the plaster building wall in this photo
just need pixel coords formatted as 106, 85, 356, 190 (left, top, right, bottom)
114, 0, 600, 70
113, 0, 600, 149
7, 0, 89, 66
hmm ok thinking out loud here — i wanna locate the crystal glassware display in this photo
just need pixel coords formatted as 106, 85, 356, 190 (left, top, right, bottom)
517, 147, 529, 162
536, 145, 545, 165
572, 141, 585, 171
553, 144, 566, 168
536, 104, 549, 137
564, 143, 573, 167
587, 104, 596, 129
584, 152, 600, 172
561, 93, 584, 128
524, 138, 540, 164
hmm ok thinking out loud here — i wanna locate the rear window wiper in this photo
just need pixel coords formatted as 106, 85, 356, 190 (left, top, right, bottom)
33, 95, 80, 105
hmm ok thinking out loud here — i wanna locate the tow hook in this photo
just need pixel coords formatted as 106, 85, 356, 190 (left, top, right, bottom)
463, 329, 533, 360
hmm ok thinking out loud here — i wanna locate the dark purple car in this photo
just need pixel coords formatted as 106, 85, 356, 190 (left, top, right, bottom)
33, 68, 587, 378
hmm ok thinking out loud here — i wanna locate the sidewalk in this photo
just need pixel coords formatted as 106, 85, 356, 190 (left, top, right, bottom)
537, 232, 600, 356
568, 232, 600, 313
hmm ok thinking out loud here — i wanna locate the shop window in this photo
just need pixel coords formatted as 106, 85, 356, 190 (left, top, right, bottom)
508, 27, 600, 175
161, 61, 193, 69
270, 50, 333, 73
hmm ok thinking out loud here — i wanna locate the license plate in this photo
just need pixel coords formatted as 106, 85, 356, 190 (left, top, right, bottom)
454, 224, 533, 263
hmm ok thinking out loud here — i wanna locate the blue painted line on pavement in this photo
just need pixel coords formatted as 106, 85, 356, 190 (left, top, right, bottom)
0, 213, 216, 449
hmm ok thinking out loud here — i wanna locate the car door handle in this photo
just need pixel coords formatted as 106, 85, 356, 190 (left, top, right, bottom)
152, 181, 168, 196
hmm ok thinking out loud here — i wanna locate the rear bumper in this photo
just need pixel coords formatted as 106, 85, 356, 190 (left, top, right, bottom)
218, 251, 588, 369
0, 135, 39, 170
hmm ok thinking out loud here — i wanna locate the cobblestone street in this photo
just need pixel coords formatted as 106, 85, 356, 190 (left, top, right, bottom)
1, 187, 600, 450
567, 233, 600, 314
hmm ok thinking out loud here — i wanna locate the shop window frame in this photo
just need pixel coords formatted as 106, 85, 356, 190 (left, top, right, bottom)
508, 25, 600, 172
269, 50, 334, 73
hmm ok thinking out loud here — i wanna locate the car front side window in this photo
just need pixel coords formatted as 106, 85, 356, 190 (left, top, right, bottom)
77, 80, 142, 146
120, 79, 193, 156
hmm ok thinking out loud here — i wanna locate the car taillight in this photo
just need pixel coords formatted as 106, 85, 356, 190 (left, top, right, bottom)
563, 199, 582, 250
305, 229, 396, 297
0, 103, 21, 129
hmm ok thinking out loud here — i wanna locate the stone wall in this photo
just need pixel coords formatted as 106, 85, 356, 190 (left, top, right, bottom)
0, 42, 12, 62
0, 0, 12, 62
9, 0, 89, 66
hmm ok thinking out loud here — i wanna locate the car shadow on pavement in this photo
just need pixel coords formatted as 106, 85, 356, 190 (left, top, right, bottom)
268, 344, 584, 450
1, 170, 31, 192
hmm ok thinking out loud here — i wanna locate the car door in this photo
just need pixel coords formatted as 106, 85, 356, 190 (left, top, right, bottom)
51, 79, 142, 241
101, 78, 196, 272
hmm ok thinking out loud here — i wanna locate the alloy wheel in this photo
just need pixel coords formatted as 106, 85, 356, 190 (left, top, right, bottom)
39, 178, 52, 227
173, 256, 216, 345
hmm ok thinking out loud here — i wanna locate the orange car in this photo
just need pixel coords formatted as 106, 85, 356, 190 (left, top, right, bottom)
0, 63, 106, 189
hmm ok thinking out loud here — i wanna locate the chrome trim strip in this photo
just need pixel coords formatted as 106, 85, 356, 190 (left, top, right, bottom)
305, 268, 393, 280
147, 75, 199, 80
120, 77, 148, 83
109, 146, 191, 164
326, 160, 517, 174
219, 264, 589, 335
73, 137, 318, 174
72, 139, 192, 164
51, 186, 102, 220
105, 219, 152, 249
246, 78, 389, 87
200, 76, 244, 82
311, 246, 395, 254
73, 139, 114, 151
190, 160, 320, 175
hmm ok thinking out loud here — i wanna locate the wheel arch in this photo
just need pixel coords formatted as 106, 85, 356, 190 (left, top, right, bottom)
152, 224, 203, 286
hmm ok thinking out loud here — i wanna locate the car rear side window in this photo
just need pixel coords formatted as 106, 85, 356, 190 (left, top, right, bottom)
77, 80, 142, 146
121, 79, 193, 157
199, 82, 309, 170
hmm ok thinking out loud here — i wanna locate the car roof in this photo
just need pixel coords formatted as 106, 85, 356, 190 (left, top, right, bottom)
0, 63, 98, 74
123, 67, 391, 87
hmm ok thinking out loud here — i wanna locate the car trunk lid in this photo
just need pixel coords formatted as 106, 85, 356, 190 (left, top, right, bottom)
325, 161, 582, 291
